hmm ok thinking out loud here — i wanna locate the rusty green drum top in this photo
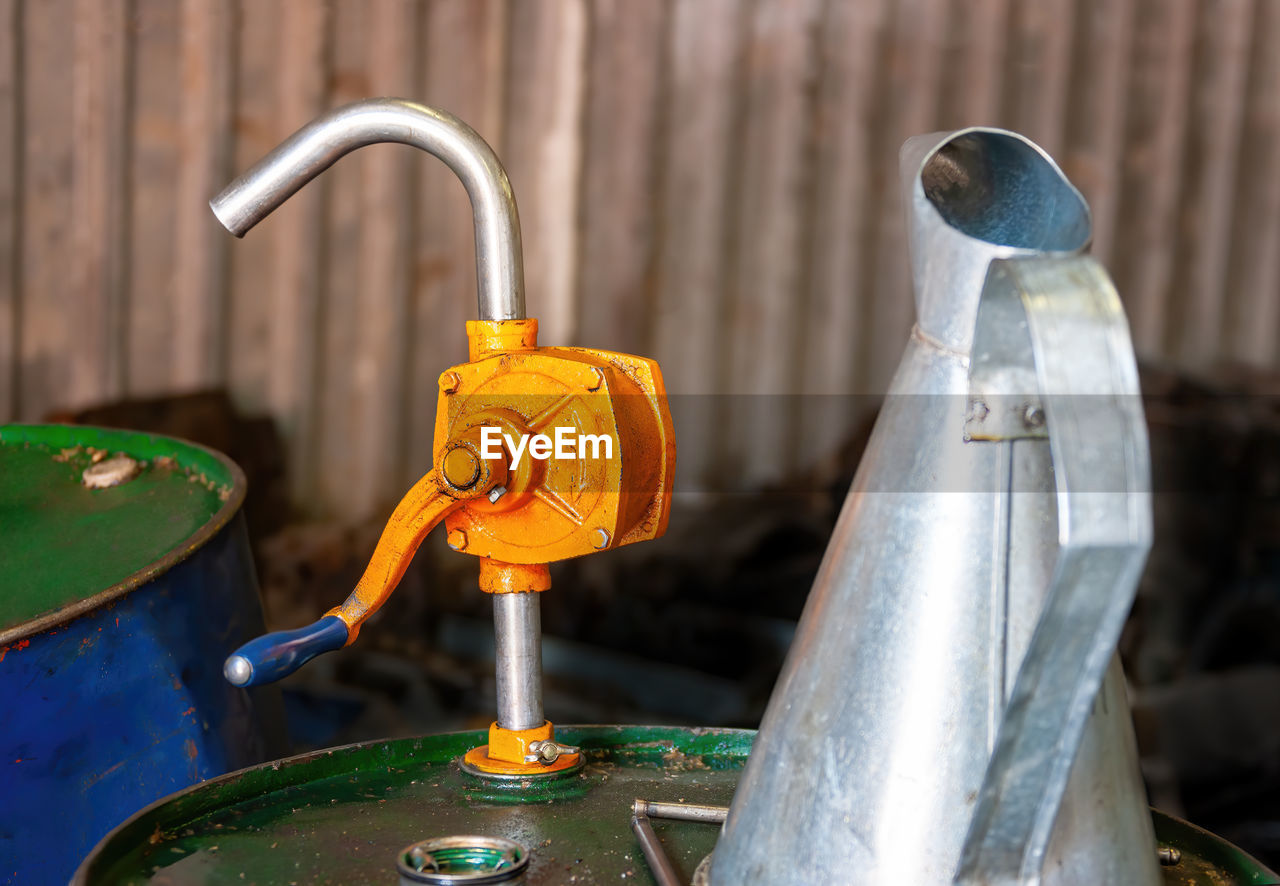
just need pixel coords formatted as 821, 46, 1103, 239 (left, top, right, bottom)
0, 424, 243, 644
76, 726, 751, 886
1154, 813, 1279, 886
74, 724, 1278, 886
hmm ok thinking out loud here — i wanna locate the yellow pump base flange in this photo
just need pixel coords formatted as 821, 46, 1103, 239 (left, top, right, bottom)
461, 721, 583, 778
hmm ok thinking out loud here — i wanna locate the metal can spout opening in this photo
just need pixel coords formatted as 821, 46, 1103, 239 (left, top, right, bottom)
920, 131, 1090, 253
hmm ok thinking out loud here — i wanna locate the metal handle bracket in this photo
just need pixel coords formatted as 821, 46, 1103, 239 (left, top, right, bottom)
956, 256, 1153, 886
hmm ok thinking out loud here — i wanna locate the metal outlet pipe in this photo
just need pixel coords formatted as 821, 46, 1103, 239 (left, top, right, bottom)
493, 592, 543, 731
209, 97, 525, 321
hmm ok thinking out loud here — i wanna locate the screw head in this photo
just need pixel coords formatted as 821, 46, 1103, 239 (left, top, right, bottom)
1022, 403, 1046, 429
447, 528, 468, 551
442, 446, 481, 489
439, 371, 461, 393
591, 528, 611, 549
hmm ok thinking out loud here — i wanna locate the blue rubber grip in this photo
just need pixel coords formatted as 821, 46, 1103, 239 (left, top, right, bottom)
223, 615, 349, 687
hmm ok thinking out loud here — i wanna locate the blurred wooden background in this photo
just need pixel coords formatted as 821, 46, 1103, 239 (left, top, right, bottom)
1, 0, 1277, 519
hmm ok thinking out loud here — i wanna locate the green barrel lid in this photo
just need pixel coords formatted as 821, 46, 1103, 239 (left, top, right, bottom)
72, 725, 1278, 886
0, 424, 246, 645
1154, 811, 1280, 886
75, 725, 753, 885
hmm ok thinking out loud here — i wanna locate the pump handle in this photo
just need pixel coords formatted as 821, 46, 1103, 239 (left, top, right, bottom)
223, 616, 349, 687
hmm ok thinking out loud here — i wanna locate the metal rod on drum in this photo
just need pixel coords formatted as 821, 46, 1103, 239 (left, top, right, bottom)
634, 799, 728, 825
631, 810, 683, 886
493, 592, 543, 731
630, 799, 729, 885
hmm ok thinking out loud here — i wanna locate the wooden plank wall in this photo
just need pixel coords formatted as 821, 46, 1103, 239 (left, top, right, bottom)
2, 0, 1278, 519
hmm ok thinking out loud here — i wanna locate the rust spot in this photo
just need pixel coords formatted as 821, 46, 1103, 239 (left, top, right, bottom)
0, 638, 31, 663
184, 739, 198, 760
182, 706, 196, 717
660, 746, 711, 771
82, 759, 127, 790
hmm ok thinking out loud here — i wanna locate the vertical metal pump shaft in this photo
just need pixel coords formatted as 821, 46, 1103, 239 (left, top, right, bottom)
208, 97, 524, 321
493, 592, 544, 731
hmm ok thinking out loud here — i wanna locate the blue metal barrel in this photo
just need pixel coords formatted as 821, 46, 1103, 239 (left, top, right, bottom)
0, 424, 286, 885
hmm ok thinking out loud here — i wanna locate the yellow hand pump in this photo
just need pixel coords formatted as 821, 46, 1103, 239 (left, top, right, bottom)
213, 98, 674, 776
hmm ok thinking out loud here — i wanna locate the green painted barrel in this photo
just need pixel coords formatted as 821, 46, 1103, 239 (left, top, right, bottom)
1154, 814, 1279, 886
73, 725, 1276, 885
75, 726, 748, 885
1, 424, 285, 885
0, 424, 244, 638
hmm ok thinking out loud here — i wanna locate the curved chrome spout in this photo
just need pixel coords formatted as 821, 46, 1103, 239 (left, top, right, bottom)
900, 128, 1090, 353
210, 97, 525, 321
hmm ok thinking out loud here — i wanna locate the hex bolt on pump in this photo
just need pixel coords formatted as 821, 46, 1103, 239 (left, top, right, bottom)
213, 98, 675, 777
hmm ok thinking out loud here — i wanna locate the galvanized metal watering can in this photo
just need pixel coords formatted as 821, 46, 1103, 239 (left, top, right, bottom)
710, 129, 1160, 885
